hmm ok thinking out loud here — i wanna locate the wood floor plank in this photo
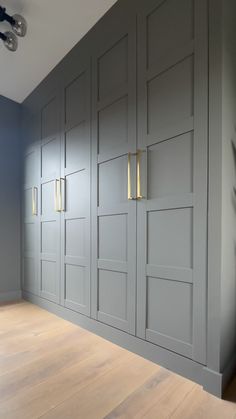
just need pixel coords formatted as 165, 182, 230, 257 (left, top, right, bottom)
39, 355, 159, 419
170, 385, 236, 419
0, 342, 128, 419
105, 369, 196, 419
0, 301, 235, 419
0, 330, 102, 402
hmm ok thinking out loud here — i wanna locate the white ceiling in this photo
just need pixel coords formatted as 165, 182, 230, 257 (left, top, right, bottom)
0, 0, 117, 103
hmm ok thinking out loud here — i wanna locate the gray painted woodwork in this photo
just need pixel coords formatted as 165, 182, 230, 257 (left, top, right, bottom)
60, 51, 91, 316
91, 6, 137, 334
136, 0, 208, 364
20, 0, 236, 398
22, 140, 40, 295
39, 94, 61, 303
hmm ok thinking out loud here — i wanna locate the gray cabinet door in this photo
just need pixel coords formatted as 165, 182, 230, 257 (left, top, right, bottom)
39, 94, 61, 304
91, 7, 137, 334
22, 133, 40, 295
60, 53, 91, 316
136, 0, 208, 363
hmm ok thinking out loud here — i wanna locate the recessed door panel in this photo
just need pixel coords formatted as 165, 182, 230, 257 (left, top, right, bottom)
42, 99, 58, 141
147, 0, 194, 67
147, 56, 194, 136
65, 219, 85, 258
99, 214, 127, 262
98, 36, 128, 101
41, 182, 55, 217
65, 72, 86, 128
147, 208, 193, 268
146, 277, 192, 356
23, 257, 35, 293
98, 96, 128, 155
24, 150, 37, 187
148, 133, 193, 199
41, 260, 57, 296
65, 122, 88, 172
98, 156, 127, 207
24, 223, 35, 253
41, 138, 61, 180
41, 221, 57, 254
66, 171, 88, 217
98, 270, 127, 323
65, 265, 85, 306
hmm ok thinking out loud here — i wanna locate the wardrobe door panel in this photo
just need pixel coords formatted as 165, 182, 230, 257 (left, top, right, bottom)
22, 124, 40, 296
91, 9, 136, 334
137, 0, 208, 363
39, 94, 61, 304
60, 54, 91, 316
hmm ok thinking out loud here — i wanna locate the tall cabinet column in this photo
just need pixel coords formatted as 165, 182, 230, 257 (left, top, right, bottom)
136, 0, 208, 363
60, 51, 91, 316
39, 92, 61, 304
91, 6, 137, 334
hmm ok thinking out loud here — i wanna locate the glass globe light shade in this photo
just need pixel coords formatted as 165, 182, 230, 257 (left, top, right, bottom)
4, 31, 18, 51
12, 14, 27, 37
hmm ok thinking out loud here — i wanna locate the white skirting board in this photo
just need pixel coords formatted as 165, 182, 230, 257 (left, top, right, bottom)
21, 290, 233, 398
0, 290, 22, 303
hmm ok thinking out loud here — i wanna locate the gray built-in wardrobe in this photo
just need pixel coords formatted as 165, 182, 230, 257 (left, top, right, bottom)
21, 0, 236, 397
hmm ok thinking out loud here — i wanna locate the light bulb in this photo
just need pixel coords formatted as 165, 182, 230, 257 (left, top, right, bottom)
3, 31, 18, 51
12, 14, 27, 37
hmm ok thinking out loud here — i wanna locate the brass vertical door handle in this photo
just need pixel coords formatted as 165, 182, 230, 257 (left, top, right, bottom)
128, 152, 136, 201
60, 178, 65, 212
136, 150, 144, 200
54, 179, 60, 212
32, 187, 38, 216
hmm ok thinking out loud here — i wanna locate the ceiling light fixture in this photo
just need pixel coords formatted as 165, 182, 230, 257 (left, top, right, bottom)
0, 30, 18, 51
0, 5, 27, 51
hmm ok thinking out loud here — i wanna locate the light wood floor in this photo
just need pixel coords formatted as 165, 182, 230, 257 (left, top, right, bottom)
0, 301, 236, 419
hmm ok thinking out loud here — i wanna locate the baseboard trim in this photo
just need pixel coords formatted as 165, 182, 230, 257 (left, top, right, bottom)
0, 290, 22, 303
22, 291, 224, 397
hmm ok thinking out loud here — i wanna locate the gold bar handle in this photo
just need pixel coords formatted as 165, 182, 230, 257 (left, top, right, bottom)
60, 178, 65, 212
128, 152, 136, 201
137, 149, 144, 200
54, 179, 60, 212
32, 187, 38, 216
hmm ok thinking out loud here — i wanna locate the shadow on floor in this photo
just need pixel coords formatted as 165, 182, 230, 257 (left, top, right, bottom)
223, 375, 236, 402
